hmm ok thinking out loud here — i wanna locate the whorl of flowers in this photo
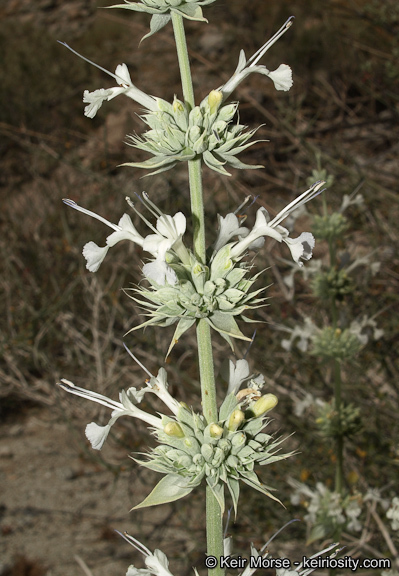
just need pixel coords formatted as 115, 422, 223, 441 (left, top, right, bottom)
128, 244, 267, 355
133, 359, 290, 514
58, 355, 289, 514
289, 480, 363, 543
124, 92, 265, 176
59, 19, 293, 175
63, 182, 323, 355
119, 528, 341, 576
109, 0, 218, 42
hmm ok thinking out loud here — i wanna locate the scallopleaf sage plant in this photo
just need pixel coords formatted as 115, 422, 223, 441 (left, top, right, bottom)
58, 4, 336, 575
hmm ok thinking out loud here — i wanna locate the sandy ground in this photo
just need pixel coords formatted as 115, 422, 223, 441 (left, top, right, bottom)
0, 408, 201, 576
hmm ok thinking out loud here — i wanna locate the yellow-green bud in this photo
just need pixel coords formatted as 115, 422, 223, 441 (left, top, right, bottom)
250, 394, 278, 417
208, 90, 223, 115
173, 97, 185, 114
210, 423, 224, 439
164, 421, 184, 438
227, 409, 245, 432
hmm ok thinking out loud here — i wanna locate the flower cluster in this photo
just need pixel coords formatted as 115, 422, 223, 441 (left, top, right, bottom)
109, 0, 218, 41
124, 91, 264, 176
289, 480, 362, 543
280, 313, 383, 358
119, 528, 341, 576
135, 382, 289, 514
64, 183, 322, 354
58, 356, 289, 515
60, 20, 293, 175
315, 399, 362, 439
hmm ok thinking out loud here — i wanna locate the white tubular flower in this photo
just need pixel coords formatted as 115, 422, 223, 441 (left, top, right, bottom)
118, 532, 175, 576
123, 344, 180, 416
213, 213, 249, 253
230, 181, 325, 266
220, 17, 294, 101
125, 193, 188, 285
63, 199, 144, 272
58, 43, 158, 117
224, 358, 251, 395
142, 259, 178, 286
57, 379, 163, 450
143, 212, 186, 260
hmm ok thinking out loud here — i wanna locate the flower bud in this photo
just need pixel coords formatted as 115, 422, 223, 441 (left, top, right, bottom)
209, 423, 223, 439
207, 90, 223, 115
248, 394, 278, 418
227, 409, 245, 432
192, 261, 206, 293
173, 98, 185, 114
164, 421, 184, 438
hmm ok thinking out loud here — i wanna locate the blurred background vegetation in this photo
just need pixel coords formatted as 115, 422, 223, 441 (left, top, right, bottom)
1, 0, 398, 573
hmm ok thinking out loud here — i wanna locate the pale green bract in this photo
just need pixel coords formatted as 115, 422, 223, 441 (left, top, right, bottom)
133, 387, 290, 514
109, 0, 217, 41
123, 92, 264, 176
127, 245, 267, 356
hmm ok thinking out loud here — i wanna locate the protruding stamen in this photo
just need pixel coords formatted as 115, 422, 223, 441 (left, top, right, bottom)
248, 16, 295, 68
58, 42, 121, 83
123, 342, 153, 378
63, 198, 121, 232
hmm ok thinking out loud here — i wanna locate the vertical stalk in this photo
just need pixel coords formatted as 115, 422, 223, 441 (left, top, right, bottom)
172, 12, 206, 262
172, 13, 224, 576
334, 358, 343, 494
325, 194, 344, 494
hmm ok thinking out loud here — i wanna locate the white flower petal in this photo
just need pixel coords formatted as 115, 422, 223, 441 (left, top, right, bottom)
82, 241, 109, 272
172, 212, 186, 236
143, 260, 177, 286
85, 421, 113, 450
143, 235, 172, 259
155, 213, 186, 240
83, 88, 113, 118
268, 64, 293, 91
226, 358, 251, 395
115, 63, 133, 86
106, 214, 144, 247
126, 567, 151, 576
145, 550, 174, 576
213, 213, 249, 252
283, 232, 315, 266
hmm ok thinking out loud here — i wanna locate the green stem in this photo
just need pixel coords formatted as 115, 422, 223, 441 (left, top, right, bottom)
197, 319, 218, 423
172, 13, 206, 262
334, 358, 344, 494
172, 14, 224, 576
189, 159, 206, 262
198, 318, 223, 576
324, 191, 344, 494
171, 12, 195, 108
